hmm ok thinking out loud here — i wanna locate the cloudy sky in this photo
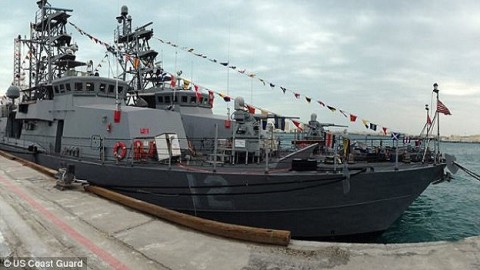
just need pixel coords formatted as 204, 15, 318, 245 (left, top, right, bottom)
1, 0, 479, 136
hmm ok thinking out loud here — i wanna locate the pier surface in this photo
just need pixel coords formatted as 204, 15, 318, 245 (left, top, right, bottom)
0, 156, 478, 270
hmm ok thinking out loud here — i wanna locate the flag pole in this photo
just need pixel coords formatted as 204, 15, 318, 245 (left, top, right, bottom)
422, 112, 437, 163
419, 104, 429, 138
425, 104, 430, 136
433, 83, 440, 163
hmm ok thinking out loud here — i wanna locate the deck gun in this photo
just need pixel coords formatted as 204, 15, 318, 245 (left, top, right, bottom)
305, 113, 348, 139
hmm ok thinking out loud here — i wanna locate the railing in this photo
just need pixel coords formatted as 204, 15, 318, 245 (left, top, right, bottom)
2, 130, 437, 172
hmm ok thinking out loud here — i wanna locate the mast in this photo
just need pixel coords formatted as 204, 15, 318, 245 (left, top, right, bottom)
115, 5, 131, 82
13, 36, 22, 87
32, 0, 74, 84
13, 0, 81, 102
115, 6, 159, 91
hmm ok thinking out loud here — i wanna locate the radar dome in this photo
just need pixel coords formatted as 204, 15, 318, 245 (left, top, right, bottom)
6, 85, 20, 100
121, 5, 129, 16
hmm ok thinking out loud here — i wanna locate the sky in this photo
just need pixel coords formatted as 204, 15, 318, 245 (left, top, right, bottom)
1, 0, 479, 136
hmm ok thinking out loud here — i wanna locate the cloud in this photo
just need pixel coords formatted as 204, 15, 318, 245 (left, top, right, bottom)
1, 0, 480, 136
440, 80, 480, 96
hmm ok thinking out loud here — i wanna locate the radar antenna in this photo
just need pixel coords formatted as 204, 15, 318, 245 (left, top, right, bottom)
114, 5, 162, 91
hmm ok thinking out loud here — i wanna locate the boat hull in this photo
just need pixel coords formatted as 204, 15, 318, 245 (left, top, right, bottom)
0, 143, 444, 238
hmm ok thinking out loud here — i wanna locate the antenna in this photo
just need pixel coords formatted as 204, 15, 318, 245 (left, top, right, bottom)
226, 14, 232, 119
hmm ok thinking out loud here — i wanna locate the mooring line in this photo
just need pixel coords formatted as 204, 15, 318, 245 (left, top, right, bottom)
453, 162, 480, 181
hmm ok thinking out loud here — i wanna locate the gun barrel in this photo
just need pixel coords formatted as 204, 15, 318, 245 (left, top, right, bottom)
320, 123, 348, 128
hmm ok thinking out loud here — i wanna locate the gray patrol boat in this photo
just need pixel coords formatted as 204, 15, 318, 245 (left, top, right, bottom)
0, 1, 448, 239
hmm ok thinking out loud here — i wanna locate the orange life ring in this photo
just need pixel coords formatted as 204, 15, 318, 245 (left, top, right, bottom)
133, 140, 144, 160
113, 141, 127, 160
148, 140, 157, 158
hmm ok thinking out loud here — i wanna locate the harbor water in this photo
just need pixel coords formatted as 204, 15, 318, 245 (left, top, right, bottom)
277, 133, 480, 243
379, 141, 480, 243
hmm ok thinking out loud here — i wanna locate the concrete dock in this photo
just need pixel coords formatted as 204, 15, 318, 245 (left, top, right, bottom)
0, 155, 478, 270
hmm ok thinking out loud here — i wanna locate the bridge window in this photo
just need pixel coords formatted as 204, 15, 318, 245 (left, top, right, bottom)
157, 96, 164, 103
59, 84, 65, 93
65, 83, 71, 92
54, 85, 60, 94
86, 82, 95, 92
108, 85, 114, 94
181, 96, 188, 103
75, 82, 83, 91
100, 83, 106, 93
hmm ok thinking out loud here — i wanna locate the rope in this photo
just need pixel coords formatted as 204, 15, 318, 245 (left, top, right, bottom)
454, 161, 480, 181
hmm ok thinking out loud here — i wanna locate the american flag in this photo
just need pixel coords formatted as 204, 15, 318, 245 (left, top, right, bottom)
437, 100, 451, 115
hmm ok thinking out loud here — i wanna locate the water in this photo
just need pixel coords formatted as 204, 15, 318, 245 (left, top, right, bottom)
379, 142, 480, 243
